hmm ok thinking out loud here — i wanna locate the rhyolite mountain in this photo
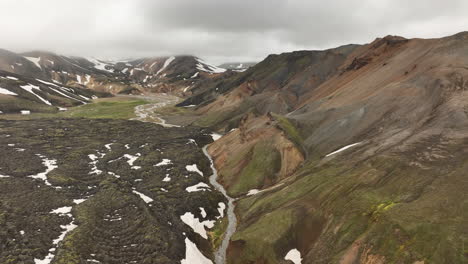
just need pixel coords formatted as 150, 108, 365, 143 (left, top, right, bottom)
171, 32, 468, 263
0, 49, 232, 96
0, 49, 237, 114
0, 70, 108, 114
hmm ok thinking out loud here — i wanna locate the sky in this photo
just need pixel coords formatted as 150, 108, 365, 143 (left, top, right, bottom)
1, 0, 467, 64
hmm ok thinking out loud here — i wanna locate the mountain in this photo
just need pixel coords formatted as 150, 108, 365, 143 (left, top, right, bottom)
175, 32, 468, 263
0, 70, 107, 114
0, 49, 230, 96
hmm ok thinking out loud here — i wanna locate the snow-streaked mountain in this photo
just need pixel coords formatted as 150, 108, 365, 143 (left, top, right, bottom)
0, 70, 106, 114
218, 62, 257, 71
0, 49, 231, 96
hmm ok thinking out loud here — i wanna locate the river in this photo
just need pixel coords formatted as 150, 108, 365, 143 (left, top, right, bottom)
133, 94, 237, 264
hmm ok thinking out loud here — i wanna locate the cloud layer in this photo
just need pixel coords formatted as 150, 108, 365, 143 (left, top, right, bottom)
1, 0, 467, 63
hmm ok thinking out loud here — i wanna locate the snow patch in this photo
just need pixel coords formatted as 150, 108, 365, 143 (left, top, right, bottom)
51, 206, 72, 216
20, 84, 52, 105
191, 72, 199, 78
124, 153, 141, 169
247, 189, 261, 196
325, 142, 362, 157
36, 207, 77, 264
186, 164, 203, 176
217, 202, 226, 219
211, 133, 222, 141
200, 207, 207, 218
181, 237, 213, 264
186, 182, 210, 192
156, 56, 175, 76
88, 153, 103, 175
162, 174, 171, 182
284, 249, 302, 264
73, 199, 87, 205
0, 87, 17, 96
28, 155, 58, 187
196, 58, 226, 74
180, 212, 214, 239
88, 58, 114, 73
24, 56, 41, 69
133, 190, 153, 203
47, 86, 86, 103
155, 159, 172, 166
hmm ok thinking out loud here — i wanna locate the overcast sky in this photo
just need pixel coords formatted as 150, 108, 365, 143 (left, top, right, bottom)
1, 0, 467, 64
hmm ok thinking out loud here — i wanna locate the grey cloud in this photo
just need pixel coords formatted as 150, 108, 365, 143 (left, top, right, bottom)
0, 0, 467, 64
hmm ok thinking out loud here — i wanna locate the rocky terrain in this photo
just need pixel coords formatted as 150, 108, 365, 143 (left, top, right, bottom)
0, 118, 227, 264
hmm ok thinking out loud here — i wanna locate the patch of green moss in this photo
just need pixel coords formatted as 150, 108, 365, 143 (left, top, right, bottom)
62, 99, 148, 119
194, 109, 237, 128
47, 171, 79, 186
0, 98, 149, 120
209, 217, 228, 249
271, 113, 305, 155
230, 208, 296, 264
228, 140, 281, 197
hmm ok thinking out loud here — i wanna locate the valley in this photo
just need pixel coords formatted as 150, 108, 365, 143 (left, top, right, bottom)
0, 31, 467, 264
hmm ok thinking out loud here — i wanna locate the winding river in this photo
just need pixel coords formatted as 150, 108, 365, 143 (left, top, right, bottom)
203, 146, 237, 264
134, 94, 237, 264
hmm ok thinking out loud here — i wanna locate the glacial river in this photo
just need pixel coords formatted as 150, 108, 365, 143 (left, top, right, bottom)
134, 94, 237, 264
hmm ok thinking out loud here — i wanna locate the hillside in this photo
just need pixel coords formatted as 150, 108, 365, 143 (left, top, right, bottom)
175, 32, 468, 263
0, 70, 108, 114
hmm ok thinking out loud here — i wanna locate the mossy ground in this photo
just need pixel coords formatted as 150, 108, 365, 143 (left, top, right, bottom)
0, 118, 225, 263
271, 113, 306, 155
61, 98, 148, 119
229, 139, 468, 264
0, 97, 149, 120
227, 140, 281, 197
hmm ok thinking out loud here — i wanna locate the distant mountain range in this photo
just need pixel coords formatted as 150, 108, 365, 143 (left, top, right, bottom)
0, 49, 255, 113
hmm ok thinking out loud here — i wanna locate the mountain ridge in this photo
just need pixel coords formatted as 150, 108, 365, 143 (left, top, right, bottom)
169, 31, 468, 263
